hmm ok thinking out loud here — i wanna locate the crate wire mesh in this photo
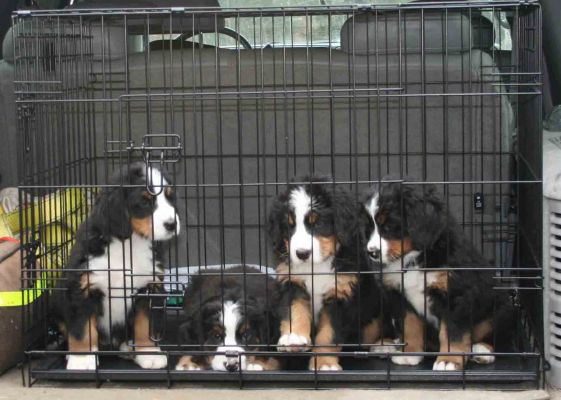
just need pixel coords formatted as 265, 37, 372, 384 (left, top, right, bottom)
12, 0, 543, 388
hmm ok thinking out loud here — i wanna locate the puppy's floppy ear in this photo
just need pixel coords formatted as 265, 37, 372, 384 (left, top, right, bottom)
245, 298, 279, 348
178, 316, 202, 346
403, 183, 447, 249
91, 186, 132, 239
91, 163, 147, 239
333, 189, 362, 248
267, 191, 289, 259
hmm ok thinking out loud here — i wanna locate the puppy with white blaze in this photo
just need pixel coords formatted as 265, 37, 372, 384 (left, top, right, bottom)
268, 176, 384, 371
55, 162, 180, 370
175, 266, 281, 372
363, 179, 514, 371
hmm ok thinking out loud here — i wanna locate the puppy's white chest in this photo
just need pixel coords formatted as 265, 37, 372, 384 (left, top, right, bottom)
382, 255, 440, 329
300, 259, 336, 323
87, 234, 157, 335
402, 270, 439, 329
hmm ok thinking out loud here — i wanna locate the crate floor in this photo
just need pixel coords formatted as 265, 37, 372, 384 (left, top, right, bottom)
28, 311, 541, 387
28, 353, 540, 388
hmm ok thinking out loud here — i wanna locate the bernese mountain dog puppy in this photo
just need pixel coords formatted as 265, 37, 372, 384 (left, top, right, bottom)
363, 180, 513, 371
59, 162, 180, 370
267, 176, 384, 371
175, 266, 281, 372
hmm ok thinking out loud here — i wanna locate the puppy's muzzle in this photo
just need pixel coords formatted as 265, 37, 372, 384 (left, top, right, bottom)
224, 351, 240, 372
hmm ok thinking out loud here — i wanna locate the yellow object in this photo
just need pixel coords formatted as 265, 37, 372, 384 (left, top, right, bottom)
0, 188, 91, 307
0, 281, 44, 307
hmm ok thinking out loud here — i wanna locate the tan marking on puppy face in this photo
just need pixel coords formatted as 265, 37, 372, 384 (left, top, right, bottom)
142, 191, 154, 200
133, 308, 157, 347
79, 272, 93, 296
131, 217, 152, 238
361, 318, 382, 345
435, 320, 471, 370
428, 271, 449, 292
68, 315, 98, 352
280, 297, 312, 340
238, 323, 248, 336
386, 237, 413, 261
323, 274, 357, 301
318, 235, 337, 258
287, 214, 294, 227
403, 311, 425, 352
309, 310, 342, 370
472, 319, 493, 342
307, 212, 318, 225
275, 262, 306, 286
165, 187, 174, 198
211, 325, 225, 340
375, 211, 387, 225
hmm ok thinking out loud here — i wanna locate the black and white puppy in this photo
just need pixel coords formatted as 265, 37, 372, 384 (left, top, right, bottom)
60, 162, 180, 370
268, 176, 384, 371
176, 266, 281, 372
364, 180, 513, 371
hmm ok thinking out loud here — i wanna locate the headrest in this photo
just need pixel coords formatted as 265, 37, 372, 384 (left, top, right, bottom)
2, 26, 14, 63
340, 10, 491, 55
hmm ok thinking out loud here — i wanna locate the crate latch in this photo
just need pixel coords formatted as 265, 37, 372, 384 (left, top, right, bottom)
126, 134, 183, 164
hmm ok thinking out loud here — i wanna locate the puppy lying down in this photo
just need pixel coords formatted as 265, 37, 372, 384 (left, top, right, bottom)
175, 265, 281, 372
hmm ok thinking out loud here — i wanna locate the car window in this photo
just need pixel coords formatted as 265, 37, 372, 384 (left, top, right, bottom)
149, 0, 413, 49
212, 0, 414, 48
149, 0, 511, 51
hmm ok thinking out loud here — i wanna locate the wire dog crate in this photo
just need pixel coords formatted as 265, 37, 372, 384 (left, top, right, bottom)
13, 0, 542, 389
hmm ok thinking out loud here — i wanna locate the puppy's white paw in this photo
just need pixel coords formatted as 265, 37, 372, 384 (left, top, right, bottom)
433, 360, 460, 371
391, 354, 424, 366
117, 342, 135, 360
318, 363, 343, 371
133, 347, 167, 369
66, 354, 97, 370
471, 343, 495, 364
246, 363, 264, 371
370, 338, 400, 354
277, 333, 311, 352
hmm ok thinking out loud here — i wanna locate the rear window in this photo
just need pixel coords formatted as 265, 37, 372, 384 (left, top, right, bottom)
152, 0, 415, 49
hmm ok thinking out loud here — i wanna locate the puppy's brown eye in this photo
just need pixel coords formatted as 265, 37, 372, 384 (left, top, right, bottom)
375, 212, 387, 226
287, 214, 295, 226
142, 191, 154, 201
307, 212, 318, 225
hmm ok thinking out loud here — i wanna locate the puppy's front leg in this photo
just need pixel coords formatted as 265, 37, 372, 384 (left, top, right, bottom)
66, 314, 99, 370
309, 306, 342, 371
131, 307, 168, 369
277, 282, 312, 352
433, 320, 470, 371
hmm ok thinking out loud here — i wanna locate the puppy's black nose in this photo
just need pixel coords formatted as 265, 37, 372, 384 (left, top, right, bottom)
369, 248, 381, 260
296, 249, 311, 261
224, 361, 239, 372
164, 220, 177, 232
